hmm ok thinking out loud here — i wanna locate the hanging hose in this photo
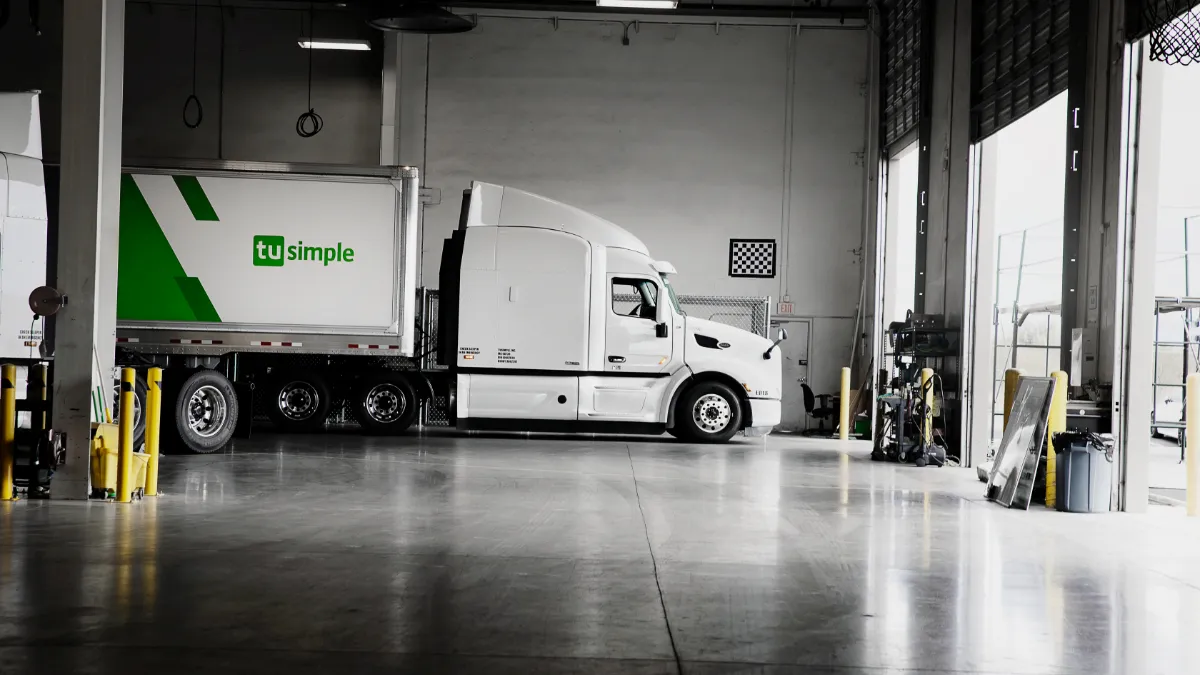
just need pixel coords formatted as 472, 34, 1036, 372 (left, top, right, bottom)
296, 4, 323, 138
183, 0, 204, 128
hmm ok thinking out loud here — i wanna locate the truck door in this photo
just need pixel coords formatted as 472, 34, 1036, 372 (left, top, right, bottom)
605, 276, 671, 374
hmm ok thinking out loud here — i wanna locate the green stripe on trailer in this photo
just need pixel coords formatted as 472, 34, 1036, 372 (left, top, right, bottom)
117, 174, 223, 322
172, 175, 219, 221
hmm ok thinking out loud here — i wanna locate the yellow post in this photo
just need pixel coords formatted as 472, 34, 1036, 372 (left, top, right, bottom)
1003, 369, 1022, 431
920, 368, 934, 448
838, 366, 851, 440
1046, 371, 1068, 509
116, 367, 136, 503
145, 368, 163, 497
1188, 374, 1200, 516
1, 364, 15, 501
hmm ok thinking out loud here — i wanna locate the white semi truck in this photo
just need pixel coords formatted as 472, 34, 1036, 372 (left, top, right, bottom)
4, 96, 784, 451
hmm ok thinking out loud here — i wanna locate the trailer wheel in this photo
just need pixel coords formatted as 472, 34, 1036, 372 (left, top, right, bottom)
354, 375, 418, 435
174, 369, 238, 454
112, 374, 148, 450
674, 381, 743, 444
266, 373, 332, 432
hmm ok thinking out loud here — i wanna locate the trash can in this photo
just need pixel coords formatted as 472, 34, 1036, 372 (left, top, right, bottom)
1052, 430, 1113, 513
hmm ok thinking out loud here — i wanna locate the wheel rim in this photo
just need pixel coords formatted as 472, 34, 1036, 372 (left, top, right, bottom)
693, 393, 732, 434
277, 381, 320, 421
365, 383, 406, 424
113, 383, 143, 430
188, 385, 229, 438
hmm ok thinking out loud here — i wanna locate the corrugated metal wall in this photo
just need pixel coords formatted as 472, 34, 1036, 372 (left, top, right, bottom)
970, 0, 1071, 141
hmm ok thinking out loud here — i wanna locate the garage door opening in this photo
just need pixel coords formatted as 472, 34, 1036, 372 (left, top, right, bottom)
970, 92, 1069, 454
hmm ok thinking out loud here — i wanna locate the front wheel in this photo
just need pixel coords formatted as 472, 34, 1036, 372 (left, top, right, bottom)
174, 370, 238, 454
674, 381, 743, 443
353, 375, 419, 435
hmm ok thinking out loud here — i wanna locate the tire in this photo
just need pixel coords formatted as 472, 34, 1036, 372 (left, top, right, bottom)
265, 372, 332, 432
674, 381, 743, 444
353, 375, 418, 435
112, 374, 148, 450
173, 369, 238, 454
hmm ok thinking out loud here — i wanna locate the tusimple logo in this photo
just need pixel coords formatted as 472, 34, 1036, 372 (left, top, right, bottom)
253, 235, 285, 267
253, 235, 356, 268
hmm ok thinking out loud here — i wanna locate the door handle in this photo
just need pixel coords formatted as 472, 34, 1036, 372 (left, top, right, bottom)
608, 356, 626, 363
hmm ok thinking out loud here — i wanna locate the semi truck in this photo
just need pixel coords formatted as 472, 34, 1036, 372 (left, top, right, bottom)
5, 94, 784, 451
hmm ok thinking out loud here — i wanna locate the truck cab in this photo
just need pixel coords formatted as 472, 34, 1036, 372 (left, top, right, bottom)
0, 92, 48, 361
438, 182, 783, 442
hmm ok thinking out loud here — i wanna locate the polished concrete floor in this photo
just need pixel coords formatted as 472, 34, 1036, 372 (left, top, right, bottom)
4, 432, 1200, 674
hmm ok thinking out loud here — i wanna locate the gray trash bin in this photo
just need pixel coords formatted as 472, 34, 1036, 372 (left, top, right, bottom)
1053, 430, 1113, 513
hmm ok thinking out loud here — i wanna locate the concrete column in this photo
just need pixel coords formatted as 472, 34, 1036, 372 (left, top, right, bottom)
917, 0, 972, 451
1120, 49, 1162, 513
380, 32, 429, 283
52, 0, 125, 499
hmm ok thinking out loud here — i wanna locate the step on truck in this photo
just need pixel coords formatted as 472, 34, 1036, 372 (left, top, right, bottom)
105, 161, 785, 451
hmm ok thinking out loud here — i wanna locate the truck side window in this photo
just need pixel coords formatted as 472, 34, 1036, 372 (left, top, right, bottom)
612, 278, 658, 320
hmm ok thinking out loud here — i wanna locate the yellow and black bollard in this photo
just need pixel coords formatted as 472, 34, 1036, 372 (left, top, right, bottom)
920, 367, 934, 449
145, 368, 163, 497
1, 364, 15, 501
116, 368, 136, 503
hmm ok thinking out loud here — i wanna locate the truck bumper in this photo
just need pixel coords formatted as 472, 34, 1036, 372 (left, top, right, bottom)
746, 398, 781, 436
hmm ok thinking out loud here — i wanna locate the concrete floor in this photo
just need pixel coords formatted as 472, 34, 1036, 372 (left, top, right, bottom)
4, 433, 1200, 674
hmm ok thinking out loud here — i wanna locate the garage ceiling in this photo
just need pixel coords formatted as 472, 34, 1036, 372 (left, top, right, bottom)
245, 0, 869, 19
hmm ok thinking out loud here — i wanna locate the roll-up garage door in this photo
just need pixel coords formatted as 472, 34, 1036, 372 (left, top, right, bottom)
971, 0, 1071, 141
880, 0, 923, 149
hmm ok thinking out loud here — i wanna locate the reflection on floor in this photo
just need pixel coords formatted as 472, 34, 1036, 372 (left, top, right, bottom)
4, 431, 1200, 674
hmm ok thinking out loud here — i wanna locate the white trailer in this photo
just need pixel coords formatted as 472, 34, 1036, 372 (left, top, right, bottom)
102, 161, 785, 451
0, 92, 47, 362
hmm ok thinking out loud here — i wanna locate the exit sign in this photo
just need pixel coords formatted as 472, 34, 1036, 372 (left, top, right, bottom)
778, 301, 794, 315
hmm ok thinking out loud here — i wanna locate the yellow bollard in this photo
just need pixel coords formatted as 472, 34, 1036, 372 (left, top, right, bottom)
920, 368, 934, 448
1, 364, 15, 501
838, 366, 851, 440
1003, 369, 1022, 432
116, 367, 136, 503
1188, 374, 1200, 516
145, 368, 163, 497
1046, 371, 1068, 509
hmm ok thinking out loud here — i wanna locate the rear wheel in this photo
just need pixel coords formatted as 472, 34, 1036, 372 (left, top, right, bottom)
354, 375, 418, 435
674, 381, 743, 443
174, 370, 238, 454
266, 372, 332, 432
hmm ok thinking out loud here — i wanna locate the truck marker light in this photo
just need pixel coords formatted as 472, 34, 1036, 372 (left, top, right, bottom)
463, 354, 475, 360
742, 383, 752, 392
658, 357, 668, 365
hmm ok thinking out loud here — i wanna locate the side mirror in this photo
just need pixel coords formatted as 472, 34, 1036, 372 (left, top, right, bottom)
656, 322, 669, 338
763, 328, 787, 360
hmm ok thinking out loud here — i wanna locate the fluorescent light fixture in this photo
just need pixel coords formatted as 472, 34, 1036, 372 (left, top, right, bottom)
596, 0, 679, 8
298, 38, 372, 51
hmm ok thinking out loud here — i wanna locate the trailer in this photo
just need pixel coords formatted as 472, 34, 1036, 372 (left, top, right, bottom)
109, 161, 785, 451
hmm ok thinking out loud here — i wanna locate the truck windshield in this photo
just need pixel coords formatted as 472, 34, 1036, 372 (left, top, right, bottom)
660, 275, 684, 316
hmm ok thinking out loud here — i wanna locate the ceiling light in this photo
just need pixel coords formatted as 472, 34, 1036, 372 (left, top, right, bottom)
298, 38, 372, 51
596, 0, 679, 9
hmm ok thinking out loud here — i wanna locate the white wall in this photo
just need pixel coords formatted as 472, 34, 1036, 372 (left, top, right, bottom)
0, 2, 382, 164
417, 17, 868, 395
